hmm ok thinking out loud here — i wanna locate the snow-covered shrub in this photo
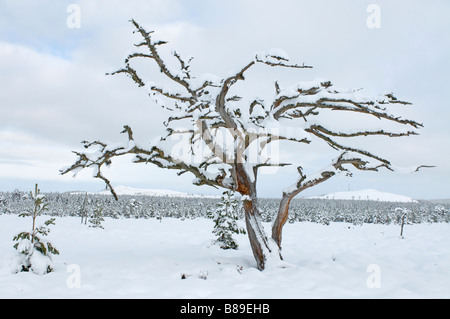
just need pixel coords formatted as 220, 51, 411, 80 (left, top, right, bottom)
12, 184, 59, 275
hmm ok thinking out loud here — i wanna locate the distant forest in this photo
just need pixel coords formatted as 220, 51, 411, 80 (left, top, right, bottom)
1, 190, 449, 225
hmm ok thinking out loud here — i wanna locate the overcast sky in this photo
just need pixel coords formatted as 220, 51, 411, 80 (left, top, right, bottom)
0, 0, 449, 199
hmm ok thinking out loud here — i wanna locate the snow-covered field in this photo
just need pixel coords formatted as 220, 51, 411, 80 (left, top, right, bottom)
1, 214, 449, 298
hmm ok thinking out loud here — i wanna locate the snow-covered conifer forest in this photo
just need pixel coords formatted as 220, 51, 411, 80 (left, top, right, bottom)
1, 190, 449, 225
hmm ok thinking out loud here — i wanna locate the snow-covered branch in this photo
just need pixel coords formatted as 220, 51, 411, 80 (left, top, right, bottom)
270, 80, 421, 129
255, 50, 313, 69
60, 126, 235, 200
128, 19, 195, 96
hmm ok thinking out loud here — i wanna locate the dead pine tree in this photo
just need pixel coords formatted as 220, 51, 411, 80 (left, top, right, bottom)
80, 192, 89, 225
395, 207, 409, 238
61, 20, 431, 270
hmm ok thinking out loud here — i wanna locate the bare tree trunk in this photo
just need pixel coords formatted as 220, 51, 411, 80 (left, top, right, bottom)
80, 193, 88, 224
236, 163, 273, 271
242, 195, 270, 270
272, 192, 294, 250
272, 172, 334, 250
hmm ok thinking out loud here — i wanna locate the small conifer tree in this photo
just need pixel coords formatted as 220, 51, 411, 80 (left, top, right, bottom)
12, 184, 59, 274
89, 203, 105, 229
210, 191, 246, 250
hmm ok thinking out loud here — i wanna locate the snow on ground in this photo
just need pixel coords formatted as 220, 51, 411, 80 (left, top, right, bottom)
308, 189, 418, 203
0, 214, 449, 298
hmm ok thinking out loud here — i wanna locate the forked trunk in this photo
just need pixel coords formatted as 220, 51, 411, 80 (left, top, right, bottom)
271, 192, 293, 249
272, 173, 334, 249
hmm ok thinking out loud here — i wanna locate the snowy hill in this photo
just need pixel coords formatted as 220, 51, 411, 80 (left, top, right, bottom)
96, 185, 218, 198
308, 189, 418, 203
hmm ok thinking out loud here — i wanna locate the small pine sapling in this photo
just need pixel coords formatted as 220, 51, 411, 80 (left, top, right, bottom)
12, 184, 59, 274
210, 191, 246, 250
89, 203, 105, 229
